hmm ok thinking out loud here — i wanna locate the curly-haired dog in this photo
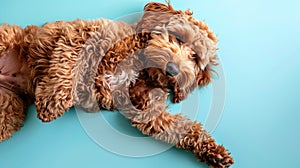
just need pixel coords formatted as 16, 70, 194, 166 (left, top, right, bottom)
0, 2, 233, 168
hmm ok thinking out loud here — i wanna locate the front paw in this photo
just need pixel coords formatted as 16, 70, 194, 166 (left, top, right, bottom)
38, 112, 57, 122
35, 98, 69, 122
36, 106, 61, 122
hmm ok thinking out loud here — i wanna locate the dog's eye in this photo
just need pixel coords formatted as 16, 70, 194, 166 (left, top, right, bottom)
175, 35, 183, 44
191, 53, 201, 67
169, 32, 183, 45
215, 158, 222, 162
189, 53, 197, 59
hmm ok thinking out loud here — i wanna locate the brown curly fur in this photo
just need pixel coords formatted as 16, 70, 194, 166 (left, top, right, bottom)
0, 24, 34, 141
0, 2, 233, 168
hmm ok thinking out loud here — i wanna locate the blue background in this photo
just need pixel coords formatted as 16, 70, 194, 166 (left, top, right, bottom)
1, 0, 300, 167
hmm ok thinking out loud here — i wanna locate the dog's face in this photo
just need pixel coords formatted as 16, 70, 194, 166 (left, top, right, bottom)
136, 2, 218, 102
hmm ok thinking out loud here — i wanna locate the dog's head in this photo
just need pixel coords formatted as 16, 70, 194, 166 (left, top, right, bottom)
135, 2, 218, 102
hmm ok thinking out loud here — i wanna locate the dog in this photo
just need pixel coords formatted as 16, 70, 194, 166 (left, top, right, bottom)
0, 2, 233, 168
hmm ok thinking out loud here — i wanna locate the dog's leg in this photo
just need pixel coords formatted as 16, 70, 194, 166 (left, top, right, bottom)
0, 90, 26, 142
27, 22, 81, 122
130, 109, 233, 168
35, 76, 73, 122
34, 49, 76, 122
30, 37, 76, 122
122, 87, 233, 168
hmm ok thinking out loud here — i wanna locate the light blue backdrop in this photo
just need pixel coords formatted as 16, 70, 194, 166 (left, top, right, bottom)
1, 0, 300, 168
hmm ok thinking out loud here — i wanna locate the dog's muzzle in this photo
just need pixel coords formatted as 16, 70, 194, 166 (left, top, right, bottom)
166, 61, 179, 77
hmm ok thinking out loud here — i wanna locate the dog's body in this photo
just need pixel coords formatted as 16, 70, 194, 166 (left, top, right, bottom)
0, 2, 233, 168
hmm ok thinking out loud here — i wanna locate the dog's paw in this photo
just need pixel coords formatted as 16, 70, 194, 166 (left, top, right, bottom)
203, 145, 234, 168
35, 94, 72, 122
36, 106, 69, 122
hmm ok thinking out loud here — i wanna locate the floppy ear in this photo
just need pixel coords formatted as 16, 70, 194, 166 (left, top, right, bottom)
188, 18, 218, 44
144, 2, 174, 13
144, 2, 192, 15
143, 2, 217, 44
136, 2, 176, 33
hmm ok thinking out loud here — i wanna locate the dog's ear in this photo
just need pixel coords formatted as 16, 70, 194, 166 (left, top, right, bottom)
144, 2, 193, 15
137, 2, 190, 33
143, 2, 217, 44
188, 18, 218, 44
144, 2, 174, 13
136, 3, 173, 33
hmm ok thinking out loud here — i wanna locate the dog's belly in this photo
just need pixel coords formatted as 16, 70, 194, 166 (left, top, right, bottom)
0, 49, 29, 94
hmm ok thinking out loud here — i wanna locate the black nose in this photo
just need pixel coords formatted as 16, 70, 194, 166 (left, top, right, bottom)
166, 61, 179, 77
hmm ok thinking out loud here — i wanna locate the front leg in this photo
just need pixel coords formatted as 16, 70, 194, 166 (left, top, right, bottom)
33, 42, 76, 122
131, 110, 234, 168
121, 84, 233, 168
35, 82, 73, 122
35, 67, 74, 122
0, 90, 26, 142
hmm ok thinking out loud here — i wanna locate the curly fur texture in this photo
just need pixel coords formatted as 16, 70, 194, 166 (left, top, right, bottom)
0, 24, 34, 141
0, 2, 233, 167
26, 20, 98, 121
0, 89, 26, 141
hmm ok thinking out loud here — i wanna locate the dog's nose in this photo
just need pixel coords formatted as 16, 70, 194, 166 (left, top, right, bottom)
166, 61, 179, 77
